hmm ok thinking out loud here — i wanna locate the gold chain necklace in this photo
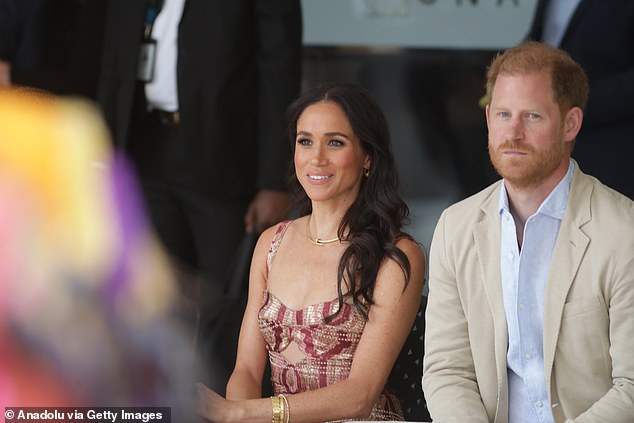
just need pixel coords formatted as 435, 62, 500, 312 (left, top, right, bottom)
306, 215, 340, 246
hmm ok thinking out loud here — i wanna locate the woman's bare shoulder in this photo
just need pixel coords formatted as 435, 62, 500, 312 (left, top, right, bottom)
395, 236, 425, 263
252, 220, 297, 266
375, 236, 425, 294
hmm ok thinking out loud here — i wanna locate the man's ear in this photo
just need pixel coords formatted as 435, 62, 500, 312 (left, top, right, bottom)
563, 106, 583, 142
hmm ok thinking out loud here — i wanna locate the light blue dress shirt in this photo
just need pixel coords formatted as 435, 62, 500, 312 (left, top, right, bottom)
498, 160, 574, 423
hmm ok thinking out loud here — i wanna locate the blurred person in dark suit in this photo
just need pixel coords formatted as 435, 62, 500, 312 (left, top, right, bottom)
97, 0, 302, 392
0, 0, 107, 98
528, 0, 634, 199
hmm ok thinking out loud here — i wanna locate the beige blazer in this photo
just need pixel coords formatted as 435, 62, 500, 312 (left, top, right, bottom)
423, 164, 634, 423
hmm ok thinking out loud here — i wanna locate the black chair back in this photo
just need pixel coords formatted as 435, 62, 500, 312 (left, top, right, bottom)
386, 295, 431, 421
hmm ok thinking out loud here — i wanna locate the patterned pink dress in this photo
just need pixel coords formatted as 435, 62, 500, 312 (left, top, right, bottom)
258, 221, 404, 421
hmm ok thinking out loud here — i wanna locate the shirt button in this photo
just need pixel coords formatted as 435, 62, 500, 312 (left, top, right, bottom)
525, 353, 532, 360
519, 303, 526, 310
507, 253, 514, 261
535, 400, 543, 408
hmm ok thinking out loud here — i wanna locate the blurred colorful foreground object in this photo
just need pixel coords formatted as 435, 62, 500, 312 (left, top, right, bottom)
0, 88, 198, 413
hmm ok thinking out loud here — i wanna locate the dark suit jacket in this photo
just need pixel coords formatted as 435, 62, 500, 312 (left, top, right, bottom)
0, 0, 43, 69
528, 0, 634, 198
0, 0, 107, 98
98, 0, 302, 200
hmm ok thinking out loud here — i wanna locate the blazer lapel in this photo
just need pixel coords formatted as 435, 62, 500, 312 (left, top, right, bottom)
543, 166, 592, 389
473, 183, 509, 417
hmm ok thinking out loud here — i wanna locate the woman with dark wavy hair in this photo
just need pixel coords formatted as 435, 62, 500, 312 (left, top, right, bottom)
197, 82, 425, 422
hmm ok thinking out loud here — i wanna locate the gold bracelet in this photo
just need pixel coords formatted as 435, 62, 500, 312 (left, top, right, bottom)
278, 394, 290, 423
280, 394, 286, 423
271, 395, 283, 423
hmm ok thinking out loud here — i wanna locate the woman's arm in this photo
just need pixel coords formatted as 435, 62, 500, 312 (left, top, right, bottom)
224, 226, 277, 400
199, 237, 426, 423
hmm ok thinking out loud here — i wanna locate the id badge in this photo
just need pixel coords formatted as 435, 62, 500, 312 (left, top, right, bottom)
137, 39, 157, 82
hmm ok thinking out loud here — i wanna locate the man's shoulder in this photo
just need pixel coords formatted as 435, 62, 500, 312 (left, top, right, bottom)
575, 171, 634, 219
570, 172, 634, 248
442, 180, 502, 221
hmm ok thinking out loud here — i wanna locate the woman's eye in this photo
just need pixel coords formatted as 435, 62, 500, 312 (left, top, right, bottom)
297, 138, 311, 146
328, 139, 344, 147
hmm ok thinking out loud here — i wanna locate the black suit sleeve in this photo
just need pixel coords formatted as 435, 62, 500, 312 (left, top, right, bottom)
253, 0, 302, 191
527, 0, 634, 128
564, 0, 634, 127
0, 0, 42, 66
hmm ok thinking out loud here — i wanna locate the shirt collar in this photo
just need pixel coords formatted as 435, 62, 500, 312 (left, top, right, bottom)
498, 159, 574, 220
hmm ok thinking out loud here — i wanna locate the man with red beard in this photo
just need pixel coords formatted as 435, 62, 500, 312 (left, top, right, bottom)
423, 41, 634, 423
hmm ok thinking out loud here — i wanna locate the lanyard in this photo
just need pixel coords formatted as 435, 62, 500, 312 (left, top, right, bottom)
143, 0, 164, 40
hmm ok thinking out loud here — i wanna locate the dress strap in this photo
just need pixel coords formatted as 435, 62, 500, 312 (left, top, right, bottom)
267, 220, 292, 275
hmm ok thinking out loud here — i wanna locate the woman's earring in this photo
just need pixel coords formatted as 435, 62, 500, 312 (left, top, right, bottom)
363, 167, 370, 177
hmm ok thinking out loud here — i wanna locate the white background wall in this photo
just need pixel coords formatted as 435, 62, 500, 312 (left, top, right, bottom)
302, 0, 537, 49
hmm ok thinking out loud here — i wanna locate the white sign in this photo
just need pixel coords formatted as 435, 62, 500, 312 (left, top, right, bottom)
302, 0, 538, 50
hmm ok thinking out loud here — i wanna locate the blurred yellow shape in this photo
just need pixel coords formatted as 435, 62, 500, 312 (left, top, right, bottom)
0, 87, 115, 286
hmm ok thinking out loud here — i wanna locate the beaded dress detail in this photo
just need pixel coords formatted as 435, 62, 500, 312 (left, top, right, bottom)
258, 221, 403, 421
